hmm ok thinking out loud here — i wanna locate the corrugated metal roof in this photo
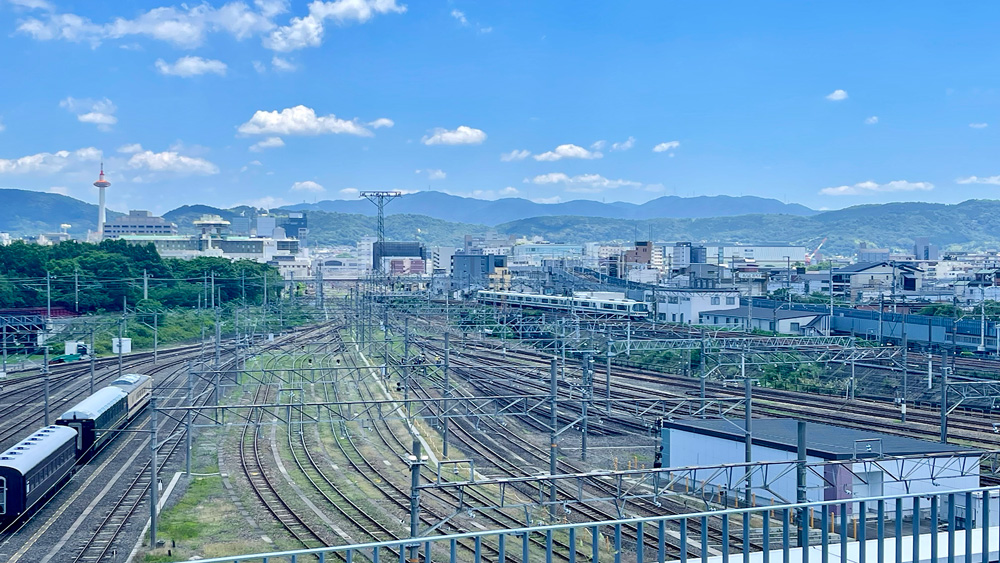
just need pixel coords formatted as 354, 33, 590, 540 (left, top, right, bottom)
0, 425, 77, 474
57, 387, 127, 421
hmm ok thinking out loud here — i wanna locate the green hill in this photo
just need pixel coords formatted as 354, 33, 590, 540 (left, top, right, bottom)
0, 188, 122, 237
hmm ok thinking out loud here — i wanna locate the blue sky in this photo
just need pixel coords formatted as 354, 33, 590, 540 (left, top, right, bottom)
1, 0, 999, 214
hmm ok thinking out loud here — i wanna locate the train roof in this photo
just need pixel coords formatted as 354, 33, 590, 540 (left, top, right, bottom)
0, 425, 77, 474
111, 373, 151, 391
57, 387, 127, 421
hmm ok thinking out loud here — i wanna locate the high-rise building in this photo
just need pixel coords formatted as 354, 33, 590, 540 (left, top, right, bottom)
913, 237, 940, 261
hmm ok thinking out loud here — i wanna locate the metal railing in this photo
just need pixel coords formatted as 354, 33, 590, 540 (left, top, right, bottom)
178, 486, 1000, 563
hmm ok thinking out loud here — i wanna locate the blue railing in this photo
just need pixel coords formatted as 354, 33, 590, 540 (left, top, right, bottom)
186, 486, 1000, 563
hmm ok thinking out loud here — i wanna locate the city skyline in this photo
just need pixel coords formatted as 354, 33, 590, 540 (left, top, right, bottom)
2, 1, 1000, 214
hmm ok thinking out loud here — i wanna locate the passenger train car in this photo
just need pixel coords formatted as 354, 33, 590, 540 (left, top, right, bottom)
55, 373, 152, 460
0, 426, 77, 524
477, 290, 649, 319
0, 374, 154, 526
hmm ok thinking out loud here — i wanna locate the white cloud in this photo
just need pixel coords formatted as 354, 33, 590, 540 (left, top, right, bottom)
819, 180, 933, 196
117, 143, 143, 154
422, 125, 486, 145
241, 195, 290, 209
957, 175, 1000, 185
47, 186, 69, 196
525, 172, 642, 193
865, 116, 879, 125
339, 187, 359, 196
500, 149, 531, 162
532, 196, 562, 204
970, 122, 989, 129
610, 136, 635, 151
450, 9, 467, 25
0, 147, 102, 174
826, 89, 848, 101
155, 56, 227, 77
653, 141, 680, 153
9, 0, 55, 9
368, 117, 394, 129
271, 55, 297, 71
534, 144, 602, 161
252, 60, 267, 73
127, 150, 219, 175
291, 180, 324, 192
264, 0, 405, 51
415, 168, 446, 180
15, 0, 397, 52
249, 136, 285, 151
238, 105, 377, 136
499, 186, 518, 196
590, 140, 606, 151
449, 7, 490, 33
60, 97, 117, 131
0, 117, 5, 133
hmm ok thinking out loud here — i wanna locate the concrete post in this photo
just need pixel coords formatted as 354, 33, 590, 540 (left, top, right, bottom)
43, 346, 50, 426
186, 363, 193, 477
797, 420, 807, 547
442, 332, 450, 459
549, 358, 558, 521
408, 438, 422, 563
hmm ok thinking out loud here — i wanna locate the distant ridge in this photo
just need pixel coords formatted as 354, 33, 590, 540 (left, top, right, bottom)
282, 191, 817, 225
0, 188, 121, 236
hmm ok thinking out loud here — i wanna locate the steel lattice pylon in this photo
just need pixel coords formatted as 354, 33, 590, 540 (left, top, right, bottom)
360, 190, 401, 243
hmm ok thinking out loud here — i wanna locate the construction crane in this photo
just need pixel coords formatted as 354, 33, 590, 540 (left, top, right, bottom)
805, 237, 827, 265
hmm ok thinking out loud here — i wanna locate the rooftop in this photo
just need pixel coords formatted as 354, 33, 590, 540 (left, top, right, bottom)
662, 418, 978, 460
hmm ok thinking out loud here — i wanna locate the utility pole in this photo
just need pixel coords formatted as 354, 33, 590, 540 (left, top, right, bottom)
549, 358, 559, 521
74, 268, 79, 313
210, 271, 215, 309
43, 346, 50, 425
186, 363, 193, 476
143, 269, 149, 301
117, 316, 124, 379
442, 332, 450, 459
46, 271, 52, 322
153, 312, 158, 364
581, 353, 593, 462
149, 395, 159, 549
214, 310, 221, 367
408, 438, 423, 563
89, 327, 96, 395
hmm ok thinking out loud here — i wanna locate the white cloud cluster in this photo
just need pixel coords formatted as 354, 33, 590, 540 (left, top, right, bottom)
339, 187, 359, 196
970, 122, 989, 129
450, 8, 491, 33
610, 136, 635, 151
500, 149, 531, 162
271, 56, 297, 71
60, 97, 117, 131
957, 175, 1000, 185
865, 116, 879, 125
0, 147, 101, 174
155, 56, 227, 76
16, 0, 402, 52
653, 141, 679, 153
415, 168, 446, 180
525, 172, 641, 193
118, 143, 144, 153
819, 180, 933, 196
291, 180, 324, 192
422, 125, 486, 145
250, 136, 285, 151
826, 89, 848, 101
534, 144, 602, 161
127, 150, 219, 174
369, 118, 394, 129
264, 0, 406, 51
238, 105, 382, 137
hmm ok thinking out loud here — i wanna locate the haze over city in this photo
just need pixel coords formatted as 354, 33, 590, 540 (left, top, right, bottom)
3, 1, 1000, 213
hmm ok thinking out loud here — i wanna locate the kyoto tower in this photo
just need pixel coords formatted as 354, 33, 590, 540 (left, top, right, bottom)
93, 163, 110, 240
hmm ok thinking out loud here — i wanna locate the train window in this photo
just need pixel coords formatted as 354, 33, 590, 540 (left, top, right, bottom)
617, 305, 626, 310
603, 304, 613, 309
0, 475, 5, 514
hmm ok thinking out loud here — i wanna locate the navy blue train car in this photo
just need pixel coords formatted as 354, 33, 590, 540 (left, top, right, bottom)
110, 374, 152, 418
56, 387, 129, 459
0, 425, 77, 524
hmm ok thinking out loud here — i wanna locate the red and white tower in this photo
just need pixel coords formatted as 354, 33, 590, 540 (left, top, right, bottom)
93, 163, 111, 240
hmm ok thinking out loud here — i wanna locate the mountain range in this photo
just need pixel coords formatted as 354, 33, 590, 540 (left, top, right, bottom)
2, 188, 999, 257
283, 191, 817, 225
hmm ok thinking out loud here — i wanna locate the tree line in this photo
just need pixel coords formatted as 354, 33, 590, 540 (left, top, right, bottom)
0, 239, 282, 312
